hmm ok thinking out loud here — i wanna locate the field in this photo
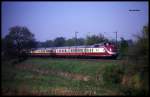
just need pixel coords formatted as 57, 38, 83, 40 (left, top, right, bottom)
2, 58, 124, 96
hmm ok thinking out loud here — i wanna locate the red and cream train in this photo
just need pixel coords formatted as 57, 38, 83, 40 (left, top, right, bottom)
28, 42, 118, 58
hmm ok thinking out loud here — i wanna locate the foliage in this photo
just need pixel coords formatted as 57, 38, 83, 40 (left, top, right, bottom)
85, 34, 108, 45
2, 58, 121, 96
65, 38, 85, 46
120, 24, 149, 96
37, 33, 109, 47
65, 38, 75, 46
42, 40, 54, 48
2, 26, 37, 60
102, 64, 124, 85
118, 37, 129, 57
53, 37, 66, 47
126, 24, 149, 72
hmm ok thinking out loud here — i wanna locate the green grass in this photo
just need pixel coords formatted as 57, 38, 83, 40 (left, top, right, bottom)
2, 58, 122, 95
20, 58, 118, 76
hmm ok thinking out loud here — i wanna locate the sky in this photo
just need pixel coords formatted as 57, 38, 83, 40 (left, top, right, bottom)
2, 1, 148, 42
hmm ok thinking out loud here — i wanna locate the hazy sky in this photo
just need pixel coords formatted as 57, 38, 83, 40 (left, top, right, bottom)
2, 1, 148, 42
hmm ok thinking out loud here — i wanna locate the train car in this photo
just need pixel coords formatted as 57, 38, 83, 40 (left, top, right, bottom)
29, 42, 118, 58
29, 48, 55, 57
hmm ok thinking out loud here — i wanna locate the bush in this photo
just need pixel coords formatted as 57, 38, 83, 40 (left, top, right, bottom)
102, 64, 124, 85
121, 72, 149, 96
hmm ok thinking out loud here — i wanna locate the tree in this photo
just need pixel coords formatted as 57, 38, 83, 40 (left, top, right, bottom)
85, 33, 108, 45
53, 37, 66, 47
65, 38, 75, 46
119, 37, 129, 57
121, 25, 149, 95
65, 38, 85, 46
2, 26, 37, 60
42, 40, 54, 48
77, 38, 85, 45
127, 25, 149, 66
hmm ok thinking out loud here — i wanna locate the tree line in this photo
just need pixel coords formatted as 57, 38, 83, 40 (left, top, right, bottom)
37, 34, 109, 48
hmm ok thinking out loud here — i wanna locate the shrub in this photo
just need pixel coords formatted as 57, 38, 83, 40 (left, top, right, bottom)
102, 64, 124, 85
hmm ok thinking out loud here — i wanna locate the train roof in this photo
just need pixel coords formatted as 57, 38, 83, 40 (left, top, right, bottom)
31, 42, 113, 50
33, 45, 93, 50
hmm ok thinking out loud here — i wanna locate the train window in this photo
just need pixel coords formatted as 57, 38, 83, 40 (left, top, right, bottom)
80, 49, 82, 52
96, 49, 98, 52
86, 49, 89, 52
78, 49, 80, 52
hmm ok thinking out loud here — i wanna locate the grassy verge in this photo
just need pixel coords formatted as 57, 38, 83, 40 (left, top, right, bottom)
2, 58, 123, 95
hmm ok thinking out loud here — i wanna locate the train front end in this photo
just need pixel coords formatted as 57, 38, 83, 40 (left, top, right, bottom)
103, 42, 118, 58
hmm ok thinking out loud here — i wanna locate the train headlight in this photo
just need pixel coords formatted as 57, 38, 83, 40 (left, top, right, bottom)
109, 48, 112, 51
